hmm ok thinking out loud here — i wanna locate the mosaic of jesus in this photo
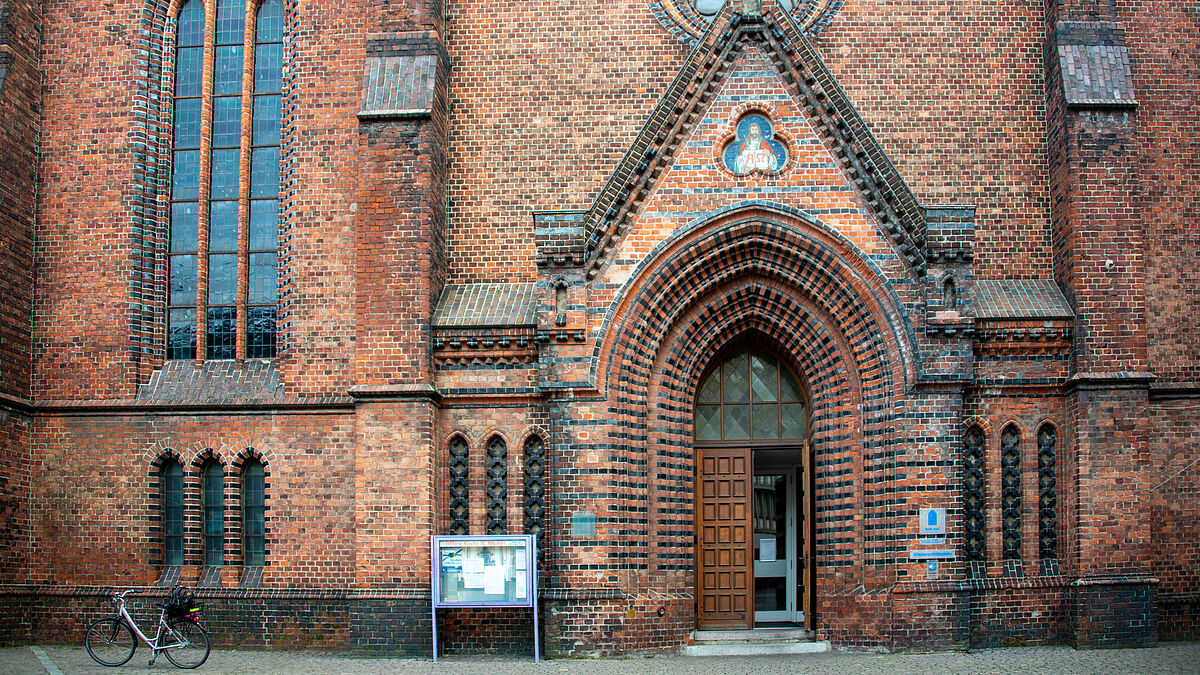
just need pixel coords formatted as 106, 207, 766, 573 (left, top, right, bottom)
723, 114, 787, 175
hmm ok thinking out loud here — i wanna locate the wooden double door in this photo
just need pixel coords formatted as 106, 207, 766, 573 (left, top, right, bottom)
696, 443, 814, 630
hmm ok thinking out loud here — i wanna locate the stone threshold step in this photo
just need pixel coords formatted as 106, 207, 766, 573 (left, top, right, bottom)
683, 641, 831, 657
694, 628, 817, 643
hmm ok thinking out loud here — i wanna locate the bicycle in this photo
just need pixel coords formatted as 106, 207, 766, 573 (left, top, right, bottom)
85, 588, 210, 669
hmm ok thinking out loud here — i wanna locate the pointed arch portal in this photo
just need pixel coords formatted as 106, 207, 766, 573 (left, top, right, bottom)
694, 346, 814, 630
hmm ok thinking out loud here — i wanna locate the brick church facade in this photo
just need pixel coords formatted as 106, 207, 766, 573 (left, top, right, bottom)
1, 0, 1197, 655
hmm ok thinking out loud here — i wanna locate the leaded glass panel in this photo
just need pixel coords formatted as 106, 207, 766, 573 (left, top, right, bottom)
209, 201, 239, 252
167, 308, 196, 360
216, 0, 247, 45
256, 0, 284, 42
698, 371, 720, 404
172, 150, 200, 200
249, 200, 278, 250
695, 404, 721, 441
207, 307, 236, 360
724, 351, 750, 403
170, 203, 199, 253
210, 148, 240, 199
250, 147, 280, 197
724, 404, 750, 440
248, 253, 277, 304
781, 403, 807, 439
177, 0, 205, 46
252, 96, 280, 145
169, 255, 197, 306
211, 96, 242, 148
751, 351, 778, 401
208, 254, 237, 305
246, 307, 276, 359
753, 403, 779, 440
175, 47, 204, 97
213, 45, 244, 96
173, 98, 202, 149
254, 43, 282, 93
780, 369, 802, 401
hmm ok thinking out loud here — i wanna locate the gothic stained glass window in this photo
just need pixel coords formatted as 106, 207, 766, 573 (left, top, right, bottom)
168, 0, 281, 361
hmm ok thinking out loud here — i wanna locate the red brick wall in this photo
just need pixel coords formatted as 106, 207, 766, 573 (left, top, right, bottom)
820, 0, 1052, 280
1124, 1, 1200, 384
0, 411, 31, 584
1149, 401, 1200, 638
25, 413, 357, 586
444, 1, 687, 281
33, 0, 153, 400
275, 0, 364, 396
0, 0, 39, 401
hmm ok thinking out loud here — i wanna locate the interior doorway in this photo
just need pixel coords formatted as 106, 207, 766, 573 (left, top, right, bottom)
694, 346, 814, 631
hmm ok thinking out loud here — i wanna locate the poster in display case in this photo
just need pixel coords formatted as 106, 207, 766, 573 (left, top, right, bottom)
430, 534, 538, 661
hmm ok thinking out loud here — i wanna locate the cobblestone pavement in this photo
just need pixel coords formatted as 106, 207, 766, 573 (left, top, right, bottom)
1, 642, 1197, 675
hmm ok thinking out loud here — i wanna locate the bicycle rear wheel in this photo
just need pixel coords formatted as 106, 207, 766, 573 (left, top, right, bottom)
85, 617, 136, 667
163, 619, 210, 669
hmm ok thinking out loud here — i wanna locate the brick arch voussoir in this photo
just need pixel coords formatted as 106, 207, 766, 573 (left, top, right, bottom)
229, 446, 271, 474
599, 210, 912, 403
649, 280, 879, 441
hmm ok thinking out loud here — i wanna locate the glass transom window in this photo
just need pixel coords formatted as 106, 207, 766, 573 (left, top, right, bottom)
695, 348, 808, 442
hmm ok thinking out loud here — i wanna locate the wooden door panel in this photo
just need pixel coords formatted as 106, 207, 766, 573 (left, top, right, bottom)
696, 446, 753, 629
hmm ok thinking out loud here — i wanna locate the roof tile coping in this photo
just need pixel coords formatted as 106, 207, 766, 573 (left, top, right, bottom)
974, 280, 1074, 321
433, 283, 538, 328
137, 359, 284, 401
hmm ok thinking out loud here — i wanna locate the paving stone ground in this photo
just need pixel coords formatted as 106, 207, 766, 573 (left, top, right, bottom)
1, 642, 1198, 675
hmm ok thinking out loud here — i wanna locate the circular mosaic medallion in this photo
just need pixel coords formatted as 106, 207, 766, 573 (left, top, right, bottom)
650, 0, 845, 45
723, 114, 788, 176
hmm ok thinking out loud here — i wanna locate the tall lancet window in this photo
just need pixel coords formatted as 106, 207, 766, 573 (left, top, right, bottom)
168, 0, 282, 361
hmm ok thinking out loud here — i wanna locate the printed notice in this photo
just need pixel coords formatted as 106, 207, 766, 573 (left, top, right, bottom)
462, 556, 485, 588
515, 549, 527, 570
515, 571, 528, 599
483, 564, 506, 595
760, 537, 777, 562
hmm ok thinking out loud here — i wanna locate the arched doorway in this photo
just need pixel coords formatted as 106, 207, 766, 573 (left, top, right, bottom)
694, 345, 814, 630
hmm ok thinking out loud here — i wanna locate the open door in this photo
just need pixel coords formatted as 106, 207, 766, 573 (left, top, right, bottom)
694, 347, 813, 631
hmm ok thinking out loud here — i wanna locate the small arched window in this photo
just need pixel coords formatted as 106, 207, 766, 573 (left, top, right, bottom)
486, 436, 508, 535
695, 347, 807, 442
161, 461, 184, 566
448, 436, 469, 535
242, 459, 265, 566
1001, 425, 1022, 563
202, 461, 224, 566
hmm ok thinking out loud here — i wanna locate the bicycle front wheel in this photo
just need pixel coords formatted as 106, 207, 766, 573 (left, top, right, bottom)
85, 617, 136, 667
163, 619, 210, 669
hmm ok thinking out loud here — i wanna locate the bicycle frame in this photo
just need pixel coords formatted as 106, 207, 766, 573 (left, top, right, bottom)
108, 592, 194, 653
